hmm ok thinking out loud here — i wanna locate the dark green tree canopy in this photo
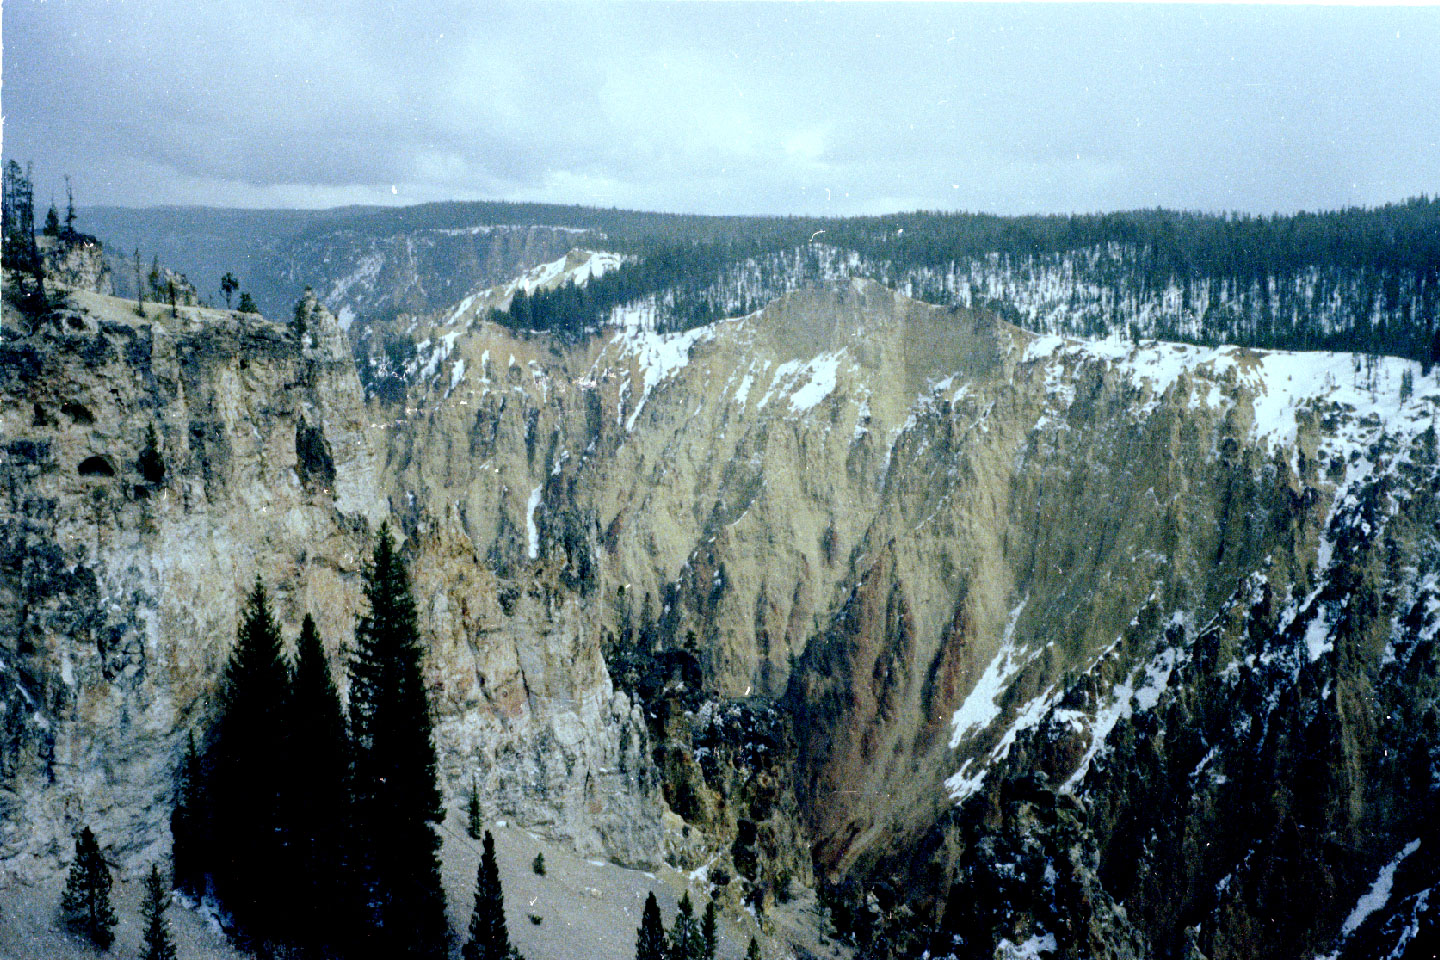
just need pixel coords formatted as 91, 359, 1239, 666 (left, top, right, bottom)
207, 578, 292, 944
701, 899, 718, 960
220, 272, 239, 308
463, 830, 512, 960
283, 611, 351, 954
348, 524, 448, 958
668, 891, 704, 960
636, 891, 666, 960
140, 864, 178, 960
59, 825, 116, 950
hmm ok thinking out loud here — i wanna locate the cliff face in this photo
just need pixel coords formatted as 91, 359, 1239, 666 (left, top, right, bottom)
38, 233, 113, 295
4, 271, 1437, 957
0, 284, 661, 876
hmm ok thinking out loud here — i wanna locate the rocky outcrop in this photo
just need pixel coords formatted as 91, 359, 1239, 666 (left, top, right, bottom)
38, 233, 113, 295
380, 280, 1439, 954
5, 268, 1438, 958
0, 283, 663, 877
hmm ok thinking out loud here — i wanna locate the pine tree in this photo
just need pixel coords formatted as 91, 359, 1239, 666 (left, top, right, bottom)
636, 892, 666, 960
348, 525, 447, 958
237, 291, 257, 314
293, 290, 312, 340
64, 174, 77, 235
668, 891, 704, 960
140, 864, 177, 960
43, 206, 60, 236
701, 899, 718, 960
133, 248, 145, 316
220, 272, 238, 309
531, 852, 545, 876
463, 830, 511, 960
207, 578, 291, 945
170, 730, 208, 899
285, 612, 351, 952
467, 776, 483, 840
59, 826, 116, 950
745, 937, 762, 960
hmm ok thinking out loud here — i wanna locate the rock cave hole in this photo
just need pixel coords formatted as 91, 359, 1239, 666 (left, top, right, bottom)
78, 455, 116, 477
61, 401, 96, 425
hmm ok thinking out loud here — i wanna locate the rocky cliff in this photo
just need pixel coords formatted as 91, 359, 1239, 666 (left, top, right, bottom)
0, 283, 661, 879
4, 269, 1437, 957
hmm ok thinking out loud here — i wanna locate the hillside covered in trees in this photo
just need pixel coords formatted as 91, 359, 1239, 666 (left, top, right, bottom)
89, 197, 1440, 367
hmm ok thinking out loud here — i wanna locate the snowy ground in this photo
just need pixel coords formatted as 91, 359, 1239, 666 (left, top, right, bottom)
0, 808, 821, 960
0, 868, 246, 960
438, 809, 763, 960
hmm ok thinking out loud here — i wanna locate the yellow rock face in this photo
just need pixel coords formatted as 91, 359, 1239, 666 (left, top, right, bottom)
4, 273, 1435, 892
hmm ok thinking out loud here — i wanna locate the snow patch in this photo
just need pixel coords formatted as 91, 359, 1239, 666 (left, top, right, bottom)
1341, 839, 1420, 938
948, 598, 1031, 748
788, 352, 844, 414
1060, 643, 1183, 792
733, 373, 754, 406
526, 486, 542, 559
610, 324, 715, 431
996, 932, 1058, 960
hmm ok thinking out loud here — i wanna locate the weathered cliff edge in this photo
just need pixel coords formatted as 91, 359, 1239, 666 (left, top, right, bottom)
5, 272, 1438, 957
0, 286, 660, 877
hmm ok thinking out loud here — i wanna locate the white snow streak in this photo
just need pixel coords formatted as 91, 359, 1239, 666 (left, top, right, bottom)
948, 598, 1031, 748
1342, 839, 1421, 937
526, 486, 542, 559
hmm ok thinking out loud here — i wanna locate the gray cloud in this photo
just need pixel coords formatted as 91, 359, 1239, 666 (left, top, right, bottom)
5, 1, 1437, 215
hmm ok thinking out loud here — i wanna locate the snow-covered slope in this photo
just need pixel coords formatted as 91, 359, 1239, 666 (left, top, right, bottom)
443, 248, 626, 326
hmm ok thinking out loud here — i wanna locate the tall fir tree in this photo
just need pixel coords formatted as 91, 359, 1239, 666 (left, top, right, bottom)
635, 892, 666, 960
668, 892, 704, 960
140, 864, 178, 960
701, 899, 718, 960
745, 937, 762, 960
348, 525, 448, 958
467, 776, 483, 840
59, 826, 116, 950
284, 612, 351, 952
169, 730, 209, 900
207, 578, 291, 946
463, 830, 512, 960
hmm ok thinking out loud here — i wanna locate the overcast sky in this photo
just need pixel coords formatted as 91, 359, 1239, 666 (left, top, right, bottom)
5, 1, 1438, 216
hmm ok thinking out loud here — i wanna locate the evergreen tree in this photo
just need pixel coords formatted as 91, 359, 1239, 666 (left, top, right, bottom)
237, 291, 257, 314
348, 525, 447, 958
668, 891, 704, 960
133, 248, 145, 316
64, 174, 77, 234
220, 272, 238, 309
43, 205, 60, 236
636, 892, 666, 960
285, 612, 351, 952
169, 730, 208, 900
139, 864, 177, 960
59, 826, 116, 950
207, 578, 291, 946
467, 776, 483, 840
701, 899, 718, 960
463, 830, 512, 960
293, 290, 312, 340
531, 852, 546, 876
745, 937, 762, 960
